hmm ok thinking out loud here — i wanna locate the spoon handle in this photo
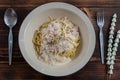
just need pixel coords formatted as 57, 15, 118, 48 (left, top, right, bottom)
8, 28, 13, 65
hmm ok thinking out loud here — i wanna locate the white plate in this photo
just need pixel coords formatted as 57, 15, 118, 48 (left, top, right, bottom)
19, 2, 96, 76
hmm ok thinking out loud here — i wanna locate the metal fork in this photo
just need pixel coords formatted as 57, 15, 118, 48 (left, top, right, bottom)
97, 8, 104, 64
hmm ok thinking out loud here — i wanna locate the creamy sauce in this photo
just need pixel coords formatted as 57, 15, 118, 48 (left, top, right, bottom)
34, 17, 80, 65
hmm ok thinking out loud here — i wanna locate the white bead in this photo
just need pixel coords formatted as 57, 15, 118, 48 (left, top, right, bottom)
109, 35, 114, 39
112, 47, 117, 51
115, 38, 119, 43
113, 43, 118, 47
110, 26, 115, 30
117, 30, 120, 34
106, 56, 111, 60
108, 39, 113, 43
108, 43, 112, 47
108, 69, 113, 74
111, 56, 115, 60
113, 13, 117, 18
112, 18, 116, 22
109, 30, 114, 35
109, 65, 114, 69
110, 60, 114, 64
107, 48, 112, 52
107, 60, 111, 65
107, 52, 112, 56
112, 51, 116, 55
111, 22, 116, 26
116, 35, 120, 38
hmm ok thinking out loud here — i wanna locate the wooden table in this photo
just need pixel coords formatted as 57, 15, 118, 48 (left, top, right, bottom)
0, 0, 120, 80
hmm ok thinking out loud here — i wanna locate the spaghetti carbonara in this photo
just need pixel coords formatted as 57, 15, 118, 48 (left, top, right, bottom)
32, 17, 80, 65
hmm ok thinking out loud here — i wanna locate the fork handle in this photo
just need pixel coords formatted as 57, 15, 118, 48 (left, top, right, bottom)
8, 28, 13, 65
99, 28, 104, 64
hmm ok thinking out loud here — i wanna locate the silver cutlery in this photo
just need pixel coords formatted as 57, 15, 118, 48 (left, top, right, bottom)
4, 8, 18, 65
97, 8, 105, 64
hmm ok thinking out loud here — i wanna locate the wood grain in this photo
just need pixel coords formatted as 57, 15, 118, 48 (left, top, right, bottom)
0, 0, 120, 80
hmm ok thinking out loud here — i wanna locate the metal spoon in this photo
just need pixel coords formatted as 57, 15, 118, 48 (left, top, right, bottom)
4, 8, 18, 65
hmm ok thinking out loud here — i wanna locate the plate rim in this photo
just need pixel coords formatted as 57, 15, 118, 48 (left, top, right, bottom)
18, 2, 96, 76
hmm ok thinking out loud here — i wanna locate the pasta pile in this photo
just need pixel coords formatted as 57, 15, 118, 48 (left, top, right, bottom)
32, 17, 80, 65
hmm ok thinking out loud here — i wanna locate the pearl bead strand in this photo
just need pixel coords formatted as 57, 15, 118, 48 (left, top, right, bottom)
108, 30, 120, 74
106, 13, 117, 65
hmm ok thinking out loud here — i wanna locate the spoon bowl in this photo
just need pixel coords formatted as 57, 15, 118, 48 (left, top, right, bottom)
4, 8, 17, 28
4, 8, 18, 65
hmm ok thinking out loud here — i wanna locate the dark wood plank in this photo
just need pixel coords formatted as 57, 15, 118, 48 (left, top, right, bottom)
1, 0, 120, 8
10, 0, 120, 8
